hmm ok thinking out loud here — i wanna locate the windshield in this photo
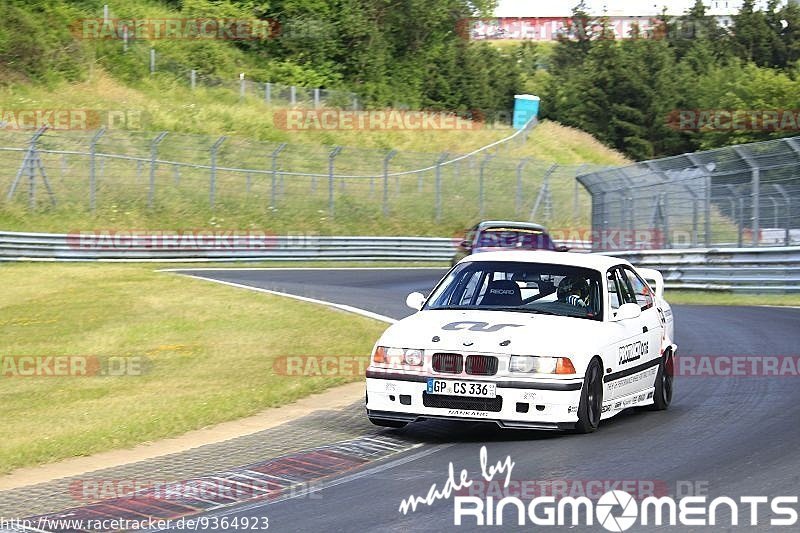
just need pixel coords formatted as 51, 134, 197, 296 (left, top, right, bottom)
425, 261, 603, 321
475, 228, 555, 250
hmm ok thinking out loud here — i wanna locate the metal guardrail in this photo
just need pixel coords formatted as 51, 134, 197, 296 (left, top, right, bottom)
610, 246, 800, 293
0, 233, 456, 262
1, 231, 795, 292
0, 232, 590, 262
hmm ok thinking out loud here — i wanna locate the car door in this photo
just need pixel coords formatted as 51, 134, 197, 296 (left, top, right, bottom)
604, 267, 649, 401
619, 266, 664, 394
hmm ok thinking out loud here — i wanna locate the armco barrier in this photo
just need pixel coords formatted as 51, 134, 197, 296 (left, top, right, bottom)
0, 233, 454, 262
0, 231, 796, 293
608, 246, 800, 293
0, 232, 590, 262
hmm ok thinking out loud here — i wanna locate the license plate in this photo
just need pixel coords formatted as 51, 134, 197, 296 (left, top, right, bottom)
426, 378, 496, 398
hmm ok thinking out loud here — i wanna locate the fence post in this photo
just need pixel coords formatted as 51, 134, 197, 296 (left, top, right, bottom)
530, 164, 557, 221
7, 127, 53, 209
265, 82, 271, 105
705, 175, 712, 247
772, 184, 791, 246
190, 69, 196, 90
148, 132, 168, 208
685, 153, 712, 247
738, 196, 745, 247
722, 184, 743, 247
314, 88, 320, 109
382, 150, 397, 216
239, 73, 246, 101
515, 158, 529, 217
734, 146, 760, 246
435, 152, 449, 222
681, 185, 700, 247
26, 139, 36, 209
781, 138, 800, 244
150, 48, 155, 74
270, 143, 287, 209
328, 146, 342, 216
290, 86, 296, 106
663, 194, 671, 248
209, 136, 226, 208
572, 164, 587, 224
479, 153, 494, 219
89, 128, 106, 211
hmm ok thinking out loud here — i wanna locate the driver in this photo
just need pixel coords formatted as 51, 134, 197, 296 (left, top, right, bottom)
557, 276, 590, 308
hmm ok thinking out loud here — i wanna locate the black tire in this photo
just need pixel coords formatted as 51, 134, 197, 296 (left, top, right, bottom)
651, 350, 674, 411
368, 417, 408, 428
575, 358, 603, 433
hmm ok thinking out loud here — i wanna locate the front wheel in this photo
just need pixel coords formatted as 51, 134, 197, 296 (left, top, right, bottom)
574, 358, 603, 433
650, 351, 674, 411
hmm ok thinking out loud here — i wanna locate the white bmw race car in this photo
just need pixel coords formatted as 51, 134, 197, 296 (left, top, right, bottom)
365, 251, 676, 433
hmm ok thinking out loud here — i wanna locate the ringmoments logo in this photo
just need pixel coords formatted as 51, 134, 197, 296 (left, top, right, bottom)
397, 447, 799, 530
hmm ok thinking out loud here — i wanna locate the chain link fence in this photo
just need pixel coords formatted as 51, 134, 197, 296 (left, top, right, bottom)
88, 4, 362, 110
183, 69, 360, 110
577, 136, 800, 251
0, 120, 606, 231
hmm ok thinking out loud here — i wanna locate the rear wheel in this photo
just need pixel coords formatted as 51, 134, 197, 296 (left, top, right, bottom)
368, 417, 408, 428
651, 350, 674, 411
575, 358, 603, 433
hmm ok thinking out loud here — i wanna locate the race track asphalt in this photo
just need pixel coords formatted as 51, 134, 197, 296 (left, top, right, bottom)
171, 268, 800, 532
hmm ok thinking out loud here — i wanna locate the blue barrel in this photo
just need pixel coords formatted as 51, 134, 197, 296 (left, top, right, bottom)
513, 94, 540, 129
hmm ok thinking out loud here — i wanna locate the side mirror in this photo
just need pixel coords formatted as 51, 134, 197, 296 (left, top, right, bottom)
556, 245, 570, 252
406, 292, 426, 311
459, 239, 472, 249
612, 302, 641, 321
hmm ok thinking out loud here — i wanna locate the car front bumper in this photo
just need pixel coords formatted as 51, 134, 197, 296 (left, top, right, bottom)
365, 370, 584, 430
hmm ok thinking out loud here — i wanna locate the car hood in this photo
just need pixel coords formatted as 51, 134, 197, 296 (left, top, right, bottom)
379, 309, 612, 356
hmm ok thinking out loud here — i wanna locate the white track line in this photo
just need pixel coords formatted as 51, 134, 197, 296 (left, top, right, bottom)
168, 274, 397, 324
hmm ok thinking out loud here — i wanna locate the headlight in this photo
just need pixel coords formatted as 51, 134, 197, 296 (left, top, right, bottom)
373, 347, 424, 366
509, 356, 576, 374
403, 349, 424, 366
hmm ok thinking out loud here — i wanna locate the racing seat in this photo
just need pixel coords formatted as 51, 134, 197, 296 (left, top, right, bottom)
480, 280, 522, 306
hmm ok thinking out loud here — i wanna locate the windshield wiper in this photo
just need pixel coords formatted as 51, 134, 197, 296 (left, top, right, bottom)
429, 306, 565, 316
476, 306, 563, 315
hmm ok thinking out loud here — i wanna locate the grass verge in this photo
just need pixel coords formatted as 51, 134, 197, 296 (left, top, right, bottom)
0, 263, 387, 474
665, 290, 800, 307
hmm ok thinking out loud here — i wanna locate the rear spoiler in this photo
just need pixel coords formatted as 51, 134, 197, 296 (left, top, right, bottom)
635, 268, 664, 299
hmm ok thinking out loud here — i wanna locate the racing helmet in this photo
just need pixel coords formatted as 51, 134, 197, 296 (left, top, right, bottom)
557, 276, 589, 302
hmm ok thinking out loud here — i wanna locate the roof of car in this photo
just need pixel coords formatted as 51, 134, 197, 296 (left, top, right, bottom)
475, 220, 548, 231
460, 250, 631, 271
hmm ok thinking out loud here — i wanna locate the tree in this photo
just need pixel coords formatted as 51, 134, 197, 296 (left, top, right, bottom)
731, 0, 777, 66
